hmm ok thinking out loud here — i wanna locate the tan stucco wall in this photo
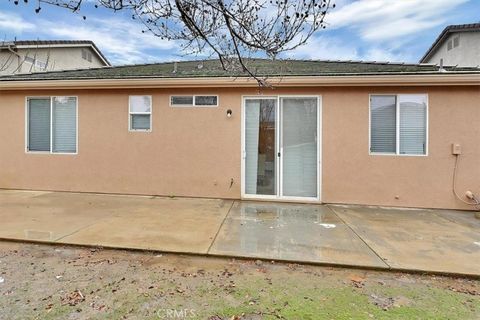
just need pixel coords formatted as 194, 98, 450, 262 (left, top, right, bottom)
0, 86, 479, 210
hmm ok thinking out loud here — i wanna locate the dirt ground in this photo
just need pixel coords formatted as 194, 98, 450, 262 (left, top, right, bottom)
0, 241, 478, 320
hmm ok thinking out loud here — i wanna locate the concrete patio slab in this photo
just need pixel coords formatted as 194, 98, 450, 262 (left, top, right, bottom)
0, 190, 124, 241
330, 205, 480, 276
435, 209, 480, 229
0, 190, 232, 253
58, 197, 233, 253
209, 201, 389, 269
1, 189, 479, 276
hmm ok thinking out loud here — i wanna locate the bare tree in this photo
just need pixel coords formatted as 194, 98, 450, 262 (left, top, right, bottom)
12, 0, 335, 84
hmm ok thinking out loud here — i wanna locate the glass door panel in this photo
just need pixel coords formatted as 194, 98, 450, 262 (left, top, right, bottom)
244, 98, 277, 196
281, 97, 318, 198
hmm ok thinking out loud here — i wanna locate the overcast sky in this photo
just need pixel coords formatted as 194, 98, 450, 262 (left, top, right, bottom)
1, 0, 478, 65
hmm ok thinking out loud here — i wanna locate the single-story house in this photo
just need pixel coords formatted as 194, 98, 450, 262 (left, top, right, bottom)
0, 59, 479, 210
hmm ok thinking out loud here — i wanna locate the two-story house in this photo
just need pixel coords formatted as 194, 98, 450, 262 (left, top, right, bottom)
0, 40, 110, 75
420, 23, 480, 67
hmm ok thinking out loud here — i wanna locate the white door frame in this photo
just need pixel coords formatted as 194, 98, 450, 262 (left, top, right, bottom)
241, 95, 322, 202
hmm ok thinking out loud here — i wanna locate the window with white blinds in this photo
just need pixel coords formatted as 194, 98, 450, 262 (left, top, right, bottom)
370, 95, 396, 153
52, 97, 77, 153
27, 97, 77, 154
129, 96, 152, 131
28, 98, 51, 152
370, 94, 427, 155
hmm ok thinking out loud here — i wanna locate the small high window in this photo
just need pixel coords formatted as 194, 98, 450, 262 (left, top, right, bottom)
171, 96, 194, 106
129, 96, 152, 131
170, 95, 218, 107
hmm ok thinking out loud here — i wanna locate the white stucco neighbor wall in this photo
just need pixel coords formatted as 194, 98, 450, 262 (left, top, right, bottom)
0, 47, 107, 75
426, 32, 480, 67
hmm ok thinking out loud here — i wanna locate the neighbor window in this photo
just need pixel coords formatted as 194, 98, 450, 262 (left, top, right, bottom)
129, 95, 152, 131
453, 36, 460, 48
24, 56, 47, 70
24, 56, 35, 64
170, 95, 218, 107
27, 97, 77, 154
81, 49, 93, 62
370, 94, 427, 155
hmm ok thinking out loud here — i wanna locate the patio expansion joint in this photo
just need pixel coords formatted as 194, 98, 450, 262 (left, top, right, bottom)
206, 200, 235, 254
326, 205, 391, 270
53, 213, 119, 243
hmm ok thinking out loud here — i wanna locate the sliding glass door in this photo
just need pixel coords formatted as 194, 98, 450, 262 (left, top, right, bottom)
243, 96, 320, 200
244, 98, 277, 196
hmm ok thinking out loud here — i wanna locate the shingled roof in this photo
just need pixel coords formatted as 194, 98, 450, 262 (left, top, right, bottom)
420, 23, 480, 63
0, 58, 479, 81
9, 40, 97, 46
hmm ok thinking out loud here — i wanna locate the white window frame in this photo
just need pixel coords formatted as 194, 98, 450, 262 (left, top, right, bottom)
369, 93, 429, 157
170, 95, 219, 107
25, 96, 78, 155
128, 95, 152, 132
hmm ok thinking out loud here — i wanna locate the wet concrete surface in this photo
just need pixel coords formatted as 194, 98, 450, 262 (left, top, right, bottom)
209, 201, 388, 268
0, 190, 232, 253
61, 196, 233, 253
330, 205, 480, 275
0, 189, 479, 276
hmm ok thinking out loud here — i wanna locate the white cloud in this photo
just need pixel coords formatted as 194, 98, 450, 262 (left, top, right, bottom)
1, 8, 177, 65
362, 48, 412, 63
0, 11, 34, 33
326, 0, 469, 41
38, 15, 176, 64
285, 36, 359, 60
286, 35, 415, 63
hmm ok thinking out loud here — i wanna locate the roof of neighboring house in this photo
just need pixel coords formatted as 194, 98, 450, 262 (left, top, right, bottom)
0, 58, 479, 82
420, 23, 480, 63
0, 40, 111, 66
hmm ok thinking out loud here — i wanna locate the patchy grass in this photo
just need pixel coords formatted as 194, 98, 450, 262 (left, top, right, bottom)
0, 242, 478, 319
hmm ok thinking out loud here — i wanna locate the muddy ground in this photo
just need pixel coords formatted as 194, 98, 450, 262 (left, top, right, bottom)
0, 241, 478, 320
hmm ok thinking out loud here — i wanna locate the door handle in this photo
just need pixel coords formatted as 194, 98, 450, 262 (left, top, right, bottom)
277, 152, 281, 157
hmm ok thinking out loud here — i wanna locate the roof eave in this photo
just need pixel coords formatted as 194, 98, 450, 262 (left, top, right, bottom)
0, 74, 479, 90
420, 30, 449, 63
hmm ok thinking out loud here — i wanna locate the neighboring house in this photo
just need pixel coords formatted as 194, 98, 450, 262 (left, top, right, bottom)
0, 59, 479, 211
0, 40, 110, 75
420, 23, 480, 67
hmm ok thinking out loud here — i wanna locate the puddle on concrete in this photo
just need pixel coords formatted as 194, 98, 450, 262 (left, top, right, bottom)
255, 210, 278, 220
317, 223, 337, 229
209, 202, 388, 268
